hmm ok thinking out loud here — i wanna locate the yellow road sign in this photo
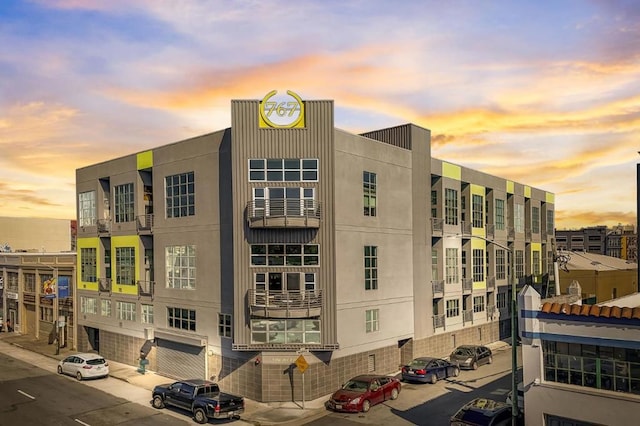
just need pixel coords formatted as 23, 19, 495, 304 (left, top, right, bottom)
295, 355, 309, 373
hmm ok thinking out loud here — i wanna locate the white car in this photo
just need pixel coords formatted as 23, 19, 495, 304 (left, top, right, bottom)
57, 353, 109, 380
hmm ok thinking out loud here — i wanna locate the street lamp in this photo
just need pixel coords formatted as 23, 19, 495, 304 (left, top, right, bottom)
448, 234, 519, 424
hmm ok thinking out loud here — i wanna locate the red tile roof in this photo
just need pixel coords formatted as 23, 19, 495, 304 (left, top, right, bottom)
540, 302, 640, 319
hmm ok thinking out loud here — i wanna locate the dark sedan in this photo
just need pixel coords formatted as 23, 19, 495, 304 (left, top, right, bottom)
449, 345, 493, 370
401, 357, 460, 384
326, 374, 401, 413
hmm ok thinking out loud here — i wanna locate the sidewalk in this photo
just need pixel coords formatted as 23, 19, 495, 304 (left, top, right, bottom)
0, 331, 329, 426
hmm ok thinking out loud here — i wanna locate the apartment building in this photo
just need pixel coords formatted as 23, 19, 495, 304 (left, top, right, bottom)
74, 91, 554, 402
555, 226, 608, 254
519, 286, 640, 425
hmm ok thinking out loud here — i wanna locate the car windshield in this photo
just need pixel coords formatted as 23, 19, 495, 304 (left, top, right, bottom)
408, 359, 431, 368
342, 380, 369, 392
454, 347, 474, 357
86, 358, 106, 365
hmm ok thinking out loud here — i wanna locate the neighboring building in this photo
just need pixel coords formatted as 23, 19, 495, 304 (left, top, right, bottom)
555, 226, 607, 254
0, 216, 76, 253
606, 224, 637, 262
74, 91, 555, 402
556, 249, 637, 304
0, 252, 76, 349
519, 286, 640, 425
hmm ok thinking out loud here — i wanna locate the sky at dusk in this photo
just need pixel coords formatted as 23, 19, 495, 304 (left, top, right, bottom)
1, 0, 639, 229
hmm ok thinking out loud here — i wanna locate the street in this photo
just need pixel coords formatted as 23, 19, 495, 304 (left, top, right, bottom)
306, 345, 521, 426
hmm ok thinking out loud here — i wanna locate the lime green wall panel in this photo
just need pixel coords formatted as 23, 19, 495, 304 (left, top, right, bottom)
442, 162, 461, 180
137, 150, 153, 170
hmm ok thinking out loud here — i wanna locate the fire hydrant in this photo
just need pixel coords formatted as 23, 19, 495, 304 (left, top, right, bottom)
138, 351, 149, 374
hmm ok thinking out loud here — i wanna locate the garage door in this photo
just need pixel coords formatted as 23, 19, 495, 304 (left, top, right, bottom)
156, 338, 206, 380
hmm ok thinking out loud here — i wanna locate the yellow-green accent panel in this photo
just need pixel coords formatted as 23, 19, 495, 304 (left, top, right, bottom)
506, 181, 514, 194
524, 186, 531, 198
77, 237, 100, 292
137, 150, 153, 170
111, 235, 140, 295
442, 162, 461, 180
546, 192, 555, 203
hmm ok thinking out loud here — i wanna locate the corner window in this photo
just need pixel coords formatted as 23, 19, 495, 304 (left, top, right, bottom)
78, 191, 97, 227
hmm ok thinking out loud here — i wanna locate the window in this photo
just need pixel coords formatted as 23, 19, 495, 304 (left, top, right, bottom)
473, 295, 485, 313
364, 246, 378, 290
514, 203, 524, 233
363, 171, 377, 216
532, 206, 540, 233
446, 299, 460, 318
250, 244, 319, 266
24, 273, 36, 292
116, 247, 136, 285
472, 249, 484, 282
101, 299, 111, 317
253, 272, 316, 292
431, 190, 437, 218
40, 306, 53, 322
445, 248, 458, 284
515, 250, 524, 279
249, 158, 318, 182
166, 172, 195, 218
114, 183, 134, 223
78, 191, 96, 227
445, 189, 458, 225
141, 304, 154, 324
496, 249, 506, 280
432, 249, 438, 281
218, 313, 232, 338
547, 210, 554, 234
80, 296, 98, 314
533, 250, 541, 275
497, 292, 507, 309
168, 307, 196, 331
365, 309, 379, 333
250, 319, 320, 344
495, 199, 505, 230
81, 248, 97, 283
166, 245, 196, 289
117, 301, 136, 321
472, 194, 483, 228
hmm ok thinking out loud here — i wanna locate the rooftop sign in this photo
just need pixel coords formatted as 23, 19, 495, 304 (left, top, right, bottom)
259, 90, 305, 128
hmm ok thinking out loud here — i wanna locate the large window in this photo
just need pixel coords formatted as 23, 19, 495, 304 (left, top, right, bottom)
78, 191, 96, 227
250, 244, 319, 266
514, 203, 524, 233
515, 250, 524, 279
219, 313, 232, 338
114, 183, 134, 223
249, 158, 318, 182
533, 250, 541, 275
497, 292, 507, 309
432, 249, 439, 281
431, 190, 437, 218
472, 194, 483, 228
252, 187, 316, 217
496, 249, 506, 280
547, 210, 554, 234
101, 299, 111, 317
472, 249, 485, 282
81, 248, 97, 283
250, 319, 320, 344
166, 172, 195, 218
168, 307, 196, 331
117, 301, 136, 321
365, 309, 379, 333
473, 295, 485, 313
446, 299, 460, 318
166, 245, 196, 289
80, 296, 97, 314
495, 199, 505, 230
532, 206, 540, 233
141, 304, 154, 324
445, 189, 458, 225
254, 272, 316, 292
445, 248, 459, 284
364, 246, 378, 290
363, 171, 377, 217
116, 247, 135, 285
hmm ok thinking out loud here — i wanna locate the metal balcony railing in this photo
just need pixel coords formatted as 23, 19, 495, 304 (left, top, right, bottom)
486, 223, 495, 239
525, 229, 532, 242
136, 214, 154, 233
432, 280, 444, 297
461, 222, 472, 236
507, 227, 515, 240
487, 276, 496, 290
97, 219, 111, 234
431, 218, 444, 236
433, 314, 445, 330
246, 199, 321, 228
487, 304, 496, 320
463, 310, 473, 324
98, 278, 111, 293
462, 278, 473, 293
137, 280, 155, 298
248, 289, 322, 318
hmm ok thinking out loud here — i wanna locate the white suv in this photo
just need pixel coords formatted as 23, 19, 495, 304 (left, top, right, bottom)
57, 353, 109, 380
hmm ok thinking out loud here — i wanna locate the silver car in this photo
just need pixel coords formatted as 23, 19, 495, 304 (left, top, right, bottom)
57, 353, 109, 380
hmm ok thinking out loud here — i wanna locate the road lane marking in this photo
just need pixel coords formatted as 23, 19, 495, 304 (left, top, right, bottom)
75, 419, 91, 426
17, 390, 35, 399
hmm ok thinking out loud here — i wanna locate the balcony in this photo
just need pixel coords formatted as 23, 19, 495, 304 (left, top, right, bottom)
487, 276, 496, 290
487, 304, 496, 320
248, 289, 322, 318
461, 222, 472, 236
525, 229, 532, 242
486, 223, 495, 239
463, 309, 473, 324
136, 214, 154, 233
431, 218, 443, 236
433, 314, 445, 330
507, 227, 515, 240
462, 278, 473, 294
138, 280, 155, 299
432, 280, 444, 298
97, 219, 111, 234
246, 199, 321, 229
98, 278, 111, 294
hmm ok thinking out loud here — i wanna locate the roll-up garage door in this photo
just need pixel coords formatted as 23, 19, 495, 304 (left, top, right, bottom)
156, 338, 206, 380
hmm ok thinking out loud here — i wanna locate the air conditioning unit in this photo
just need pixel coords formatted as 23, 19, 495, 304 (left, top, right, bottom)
144, 327, 154, 340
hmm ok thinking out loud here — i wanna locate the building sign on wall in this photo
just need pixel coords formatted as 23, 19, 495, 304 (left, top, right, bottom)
259, 90, 305, 128
43, 277, 56, 299
58, 276, 69, 298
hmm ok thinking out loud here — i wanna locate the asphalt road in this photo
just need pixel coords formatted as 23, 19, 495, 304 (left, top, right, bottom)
0, 351, 189, 426
306, 345, 522, 426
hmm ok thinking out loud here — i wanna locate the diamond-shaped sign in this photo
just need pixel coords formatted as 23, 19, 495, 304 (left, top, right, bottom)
295, 355, 309, 373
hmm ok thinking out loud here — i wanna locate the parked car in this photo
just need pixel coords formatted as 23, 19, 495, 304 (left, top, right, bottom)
450, 397, 512, 425
449, 345, 493, 370
326, 374, 401, 413
57, 353, 109, 380
401, 357, 460, 384
152, 379, 244, 424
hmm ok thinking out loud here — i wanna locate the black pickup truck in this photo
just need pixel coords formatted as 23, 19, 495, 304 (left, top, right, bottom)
151, 378, 245, 424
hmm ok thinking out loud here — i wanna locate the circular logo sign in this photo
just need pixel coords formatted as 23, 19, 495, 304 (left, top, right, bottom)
259, 90, 305, 128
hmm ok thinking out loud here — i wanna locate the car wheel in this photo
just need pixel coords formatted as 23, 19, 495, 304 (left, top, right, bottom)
430, 374, 438, 384
193, 408, 208, 424
152, 395, 165, 409
472, 361, 478, 370
362, 400, 371, 413
488, 356, 493, 364
76, 371, 83, 381
391, 388, 399, 400
57, 366, 63, 375
452, 367, 460, 377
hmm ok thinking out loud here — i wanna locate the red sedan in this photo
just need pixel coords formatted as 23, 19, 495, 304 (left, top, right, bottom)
326, 374, 401, 413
